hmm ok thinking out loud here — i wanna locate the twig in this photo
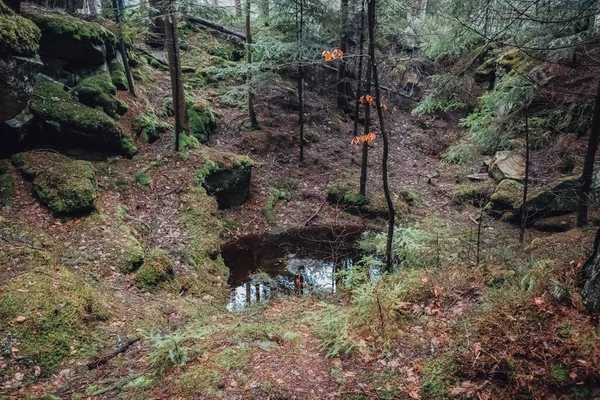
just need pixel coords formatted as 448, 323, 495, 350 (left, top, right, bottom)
87, 338, 140, 370
302, 200, 326, 227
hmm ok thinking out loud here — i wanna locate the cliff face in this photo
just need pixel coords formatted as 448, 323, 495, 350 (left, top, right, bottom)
1, 4, 134, 158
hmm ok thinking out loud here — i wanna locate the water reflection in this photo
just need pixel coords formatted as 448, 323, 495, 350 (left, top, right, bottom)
222, 226, 362, 311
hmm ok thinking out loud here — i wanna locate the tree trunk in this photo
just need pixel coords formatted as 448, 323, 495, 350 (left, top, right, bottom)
235, 0, 241, 17
246, 2, 259, 129
583, 228, 600, 314
148, 0, 166, 48
353, 0, 366, 139
297, 0, 304, 164
187, 16, 246, 41
336, 0, 349, 109
112, 0, 136, 97
359, 63, 371, 197
520, 114, 530, 243
368, 0, 395, 272
164, 8, 187, 150
577, 78, 600, 227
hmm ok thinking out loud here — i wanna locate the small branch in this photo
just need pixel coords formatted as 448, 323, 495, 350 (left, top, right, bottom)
302, 200, 326, 227
87, 338, 140, 370
186, 16, 246, 41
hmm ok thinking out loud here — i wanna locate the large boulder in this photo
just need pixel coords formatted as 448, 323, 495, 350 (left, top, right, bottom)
0, 4, 42, 122
29, 74, 136, 157
489, 151, 525, 182
12, 151, 98, 215
197, 155, 253, 209
25, 10, 115, 66
484, 179, 524, 219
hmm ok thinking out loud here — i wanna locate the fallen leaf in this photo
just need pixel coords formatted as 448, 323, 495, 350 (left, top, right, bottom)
15, 316, 27, 323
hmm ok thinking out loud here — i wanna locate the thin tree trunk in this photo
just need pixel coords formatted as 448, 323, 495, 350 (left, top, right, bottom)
337, 0, 349, 109
577, 78, 600, 227
112, 0, 136, 97
235, 0, 241, 17
246, 3, 259, 129
164, 7, 187, 150
583, 228, 600, 314
353, 0, 366, 138
520, 114, 530, 243
297, 0, 304, 164
368, 0, 395, 272
359, 63, 372, 197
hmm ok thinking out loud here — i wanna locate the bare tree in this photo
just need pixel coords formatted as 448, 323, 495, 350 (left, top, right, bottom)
577, 79, 600, 227
337, 0, 349, 109
367, 0, 395, 271
297, 0, 305, 164
112, 0, 136, 97
164, 1, 187, 150
246, 0, 259, 129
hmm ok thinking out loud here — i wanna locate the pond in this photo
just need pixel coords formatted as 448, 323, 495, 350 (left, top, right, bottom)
222, 225, 363, 311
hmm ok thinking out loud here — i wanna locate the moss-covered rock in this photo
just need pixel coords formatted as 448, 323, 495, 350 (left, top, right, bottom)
73, 73, 128, 119
33, 158, 99, 215
0, 266, 109, 376
135, 248, 173, 291
533, 214, 577, 232
326, 175, 409, 219
485, 179, 524, 218
454, 181, 496, 207
187, 100, 217, 143
109, 58, 128, 90
524, 176, 582, 217
116, 224, 145, 274
31, 74, 135, 156
26, 10, 115, 65
133, 111, 168, 143
196, 154, 253, 209
0, 8, 41, 57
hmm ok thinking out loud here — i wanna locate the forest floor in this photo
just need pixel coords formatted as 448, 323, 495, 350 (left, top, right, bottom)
1, 25, 600, 400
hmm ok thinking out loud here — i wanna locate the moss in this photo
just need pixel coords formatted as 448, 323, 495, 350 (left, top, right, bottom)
109, 60, 128, 91
179, 133, 200, 151
187, 100, 217, 143
113, 225, 144, 274
263, 187, 291, 224
120, 136, 138, 158
135, 248, 173, 292
0, 266, 110, 376
180, 191, 227, 297
454, 181, 496, 206
485, 179, 524, 217
421, 359, 455, 399
73, 74, 128, 119
0, 12, 41, 57
31, 75, 129, 154
552, 365, 569, 383
28, 11, 115, 46
0, 167, 13, 206
533, 214, 576, 232
135, 170, 152, 186
33, 159, 99, 215
326, 175, 409, 219
133, 112, 167, 143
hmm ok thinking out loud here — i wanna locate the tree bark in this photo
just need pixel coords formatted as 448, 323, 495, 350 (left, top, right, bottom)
297, 0, 304, 164
583, 228, 600, 314
368, 0, 395, 272
164, 7, 187, 150
577, 78, 600, 227
246, 1, 259, 129
235, 0, 241, 17
360, 63, 371, 197
148, 0, 165, 48
112, 0, 136, 97
520, 113, 530, 243
337, 0, 349, 109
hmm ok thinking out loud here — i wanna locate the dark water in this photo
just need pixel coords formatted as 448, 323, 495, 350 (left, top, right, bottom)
222, 226, 362, 311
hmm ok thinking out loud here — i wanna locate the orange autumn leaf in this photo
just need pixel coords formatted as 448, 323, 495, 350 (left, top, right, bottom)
351, 132, 376, 146
322, 50, 333, 62
322, 49, 343, 62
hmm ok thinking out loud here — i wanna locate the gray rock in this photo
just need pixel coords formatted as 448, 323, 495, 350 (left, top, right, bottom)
489, 151, 525, 181
0, 56, 43, 122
